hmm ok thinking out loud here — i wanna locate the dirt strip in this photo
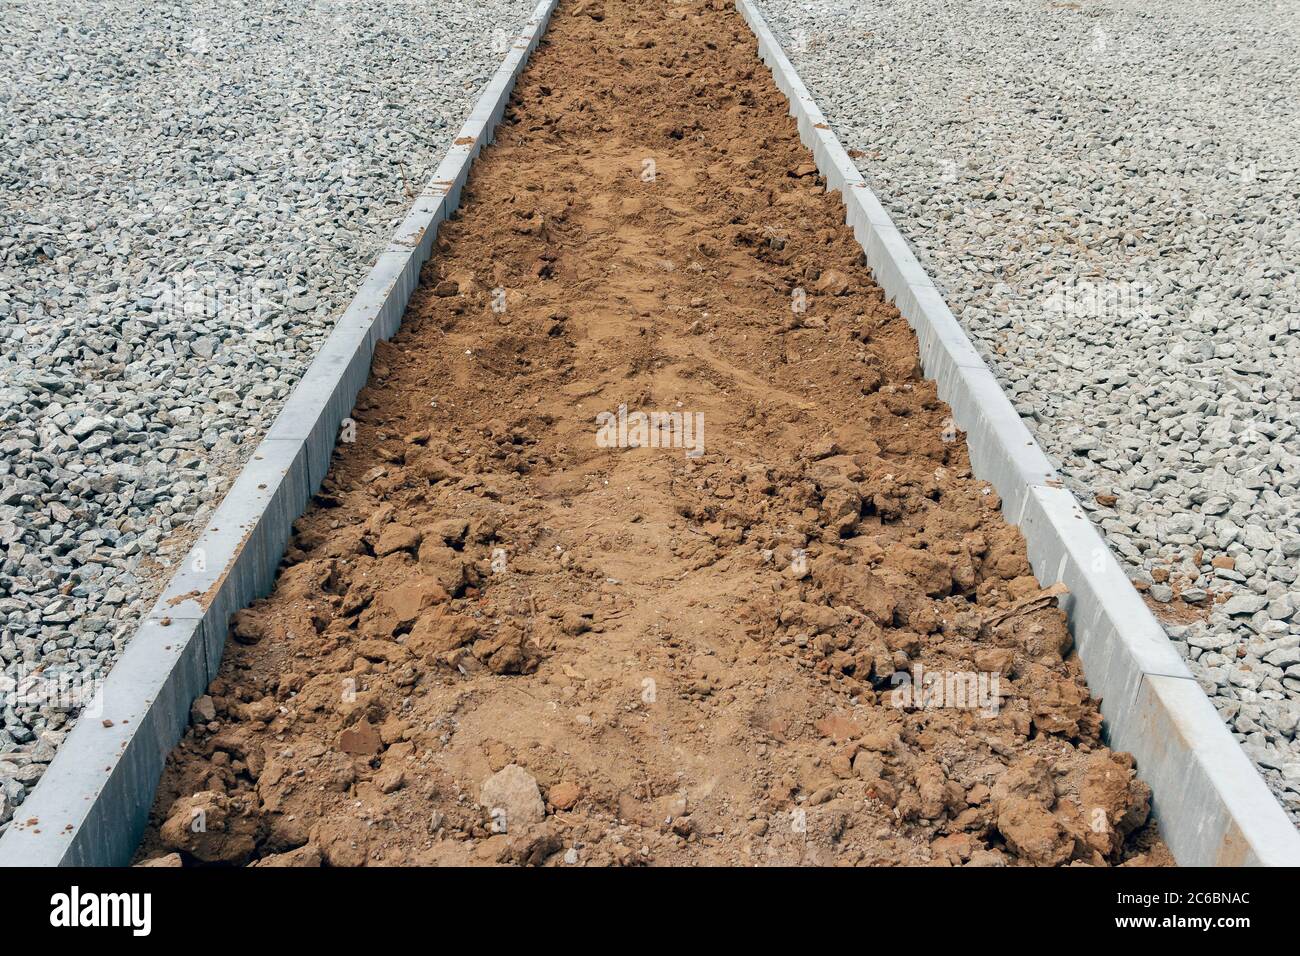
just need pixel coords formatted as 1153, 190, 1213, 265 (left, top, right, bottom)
134, 0, 1170, 867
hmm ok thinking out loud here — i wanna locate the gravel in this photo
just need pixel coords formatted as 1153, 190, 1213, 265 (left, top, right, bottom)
756, 0, 1300, 819
0, 0, 537, 827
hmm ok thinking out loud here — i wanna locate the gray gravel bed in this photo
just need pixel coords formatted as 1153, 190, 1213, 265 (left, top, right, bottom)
0, 0, 537, 828
755, 0, 1300, 819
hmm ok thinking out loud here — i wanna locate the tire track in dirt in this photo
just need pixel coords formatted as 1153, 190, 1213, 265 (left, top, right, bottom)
135, 0, 1171, 867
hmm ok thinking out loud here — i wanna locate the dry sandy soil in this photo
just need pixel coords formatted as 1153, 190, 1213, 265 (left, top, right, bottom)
135, 0, 1171, 867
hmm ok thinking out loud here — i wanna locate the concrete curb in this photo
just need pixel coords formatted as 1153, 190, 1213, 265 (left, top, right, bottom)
0, 0, 558, 867
737, 0, 1300, 866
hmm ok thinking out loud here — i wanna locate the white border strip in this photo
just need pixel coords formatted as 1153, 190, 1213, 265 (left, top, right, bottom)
736, 0, 1300, 866
0, 0, 558, 867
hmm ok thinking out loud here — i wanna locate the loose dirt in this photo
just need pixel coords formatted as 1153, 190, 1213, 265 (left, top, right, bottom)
135, 0, 1171, 867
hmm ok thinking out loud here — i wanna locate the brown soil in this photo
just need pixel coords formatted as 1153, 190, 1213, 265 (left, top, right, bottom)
1142, 590, 1214, 628
1136, 557, 1219, 627
134, 0, 1171, 867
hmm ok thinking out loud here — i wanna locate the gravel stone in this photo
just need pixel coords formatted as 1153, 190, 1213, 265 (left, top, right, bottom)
1224, 593, 1270, 616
